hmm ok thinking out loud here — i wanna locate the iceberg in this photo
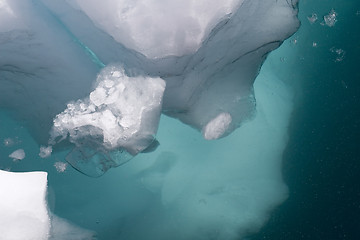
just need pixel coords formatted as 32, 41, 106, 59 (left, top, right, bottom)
0, 0, 299, 175
0, 0, 300, 239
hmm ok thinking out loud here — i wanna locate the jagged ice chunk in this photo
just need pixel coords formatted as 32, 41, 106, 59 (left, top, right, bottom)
50, 66, 165, 176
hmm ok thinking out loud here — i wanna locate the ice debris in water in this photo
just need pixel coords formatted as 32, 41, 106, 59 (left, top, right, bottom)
9, 149, 25, 161
51, 66, 165, 154
330, 47, 346, 62
39, 145, 52, 158
50, 65, 166, 176
54, 162, 68, 173
323, 9, 337, 27
307, 13, 318, 24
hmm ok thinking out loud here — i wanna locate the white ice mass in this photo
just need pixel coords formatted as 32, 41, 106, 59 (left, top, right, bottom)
0, 170, 49, 240
0, 170, 95, 239
0, 0, 300, 239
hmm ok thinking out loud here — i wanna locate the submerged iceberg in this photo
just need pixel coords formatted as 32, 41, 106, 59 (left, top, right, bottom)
0, 0, 299, 176
0, 0, 300, 239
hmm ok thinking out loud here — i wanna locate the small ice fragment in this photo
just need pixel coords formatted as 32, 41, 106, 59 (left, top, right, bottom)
39, 146, 52, 158
3, 138, 14, 146
54, 162, 67, 173
9, 149, 25, 161
307, 13, 318, 24
312, 42, 318, 47
323, 9, 337, 27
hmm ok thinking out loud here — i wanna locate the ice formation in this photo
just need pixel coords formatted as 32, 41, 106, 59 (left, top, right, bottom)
0, 0, 300, 238
0, 170, 50, 239
0, 0, 299, 175
49, 66, 165, 176
0, 170, 95, 239
68, 0, 241, 58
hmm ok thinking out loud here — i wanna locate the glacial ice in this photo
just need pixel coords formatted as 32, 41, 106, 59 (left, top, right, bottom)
0, 170, 50, 240
67, 0, 241, 58
0, 0, 299, 175
0, 170, 95, 239
39, 146, 52, 158
50, 66, 165, 176
0, 0, 300, 239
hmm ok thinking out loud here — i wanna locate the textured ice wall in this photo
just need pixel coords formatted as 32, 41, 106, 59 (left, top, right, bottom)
0, 0, 299, 175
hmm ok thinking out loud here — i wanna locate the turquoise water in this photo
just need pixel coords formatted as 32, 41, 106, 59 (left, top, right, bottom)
251, 0, 360, 239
